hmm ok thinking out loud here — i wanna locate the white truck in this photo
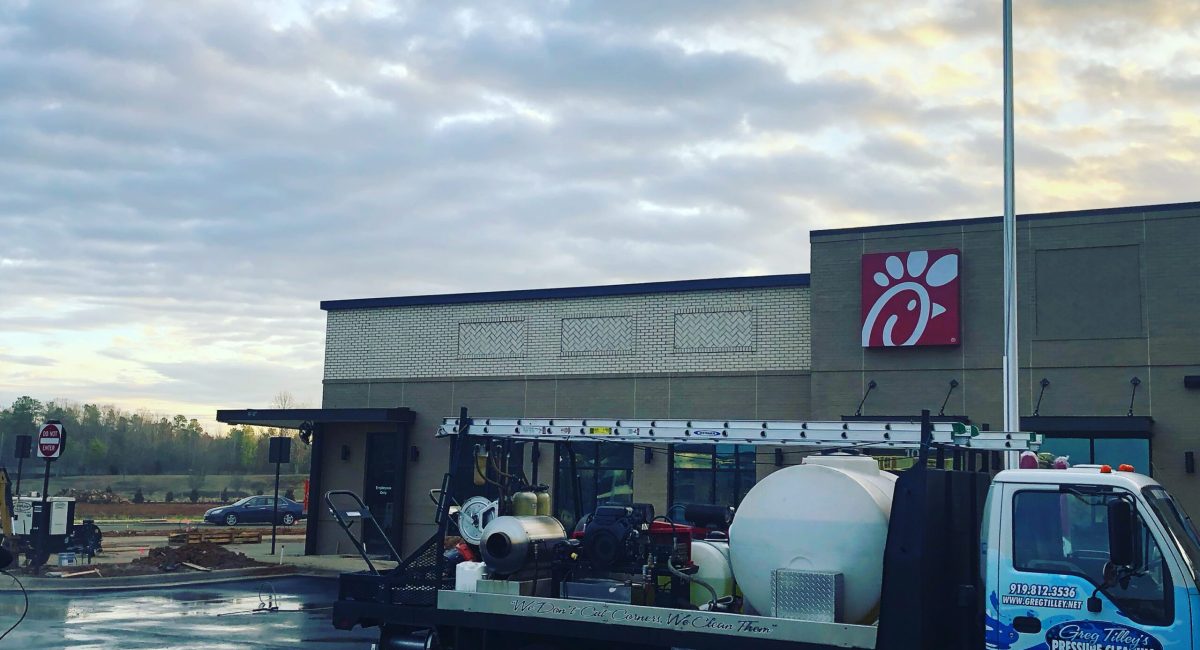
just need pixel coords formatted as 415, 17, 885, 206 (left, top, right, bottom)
330, 410, 1200, 650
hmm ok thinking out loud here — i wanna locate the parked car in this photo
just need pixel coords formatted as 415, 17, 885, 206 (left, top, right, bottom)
203, 496, 305, 526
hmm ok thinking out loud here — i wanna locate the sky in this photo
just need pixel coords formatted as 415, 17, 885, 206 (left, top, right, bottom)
1, 0, 1197, 430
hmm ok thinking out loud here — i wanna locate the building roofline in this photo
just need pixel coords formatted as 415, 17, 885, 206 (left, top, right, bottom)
320, 274, 811, 311
809, 200, 1200, 239
216, 407, 415, 429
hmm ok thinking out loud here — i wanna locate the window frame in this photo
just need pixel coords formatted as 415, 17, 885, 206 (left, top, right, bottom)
667, 443, 756, 511
1010, 487, 1174, 627
1037, 436, 1152, 475
553, 441, 634, 531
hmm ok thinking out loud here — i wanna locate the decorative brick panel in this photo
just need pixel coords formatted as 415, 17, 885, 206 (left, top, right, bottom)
673, 309, 754, 352
323, 286, 811, 380
561, 315, 635, 356
458, 318, 526, 358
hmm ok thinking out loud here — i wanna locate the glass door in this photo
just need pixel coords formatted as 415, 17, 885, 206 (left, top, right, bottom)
363, 432, 400, 555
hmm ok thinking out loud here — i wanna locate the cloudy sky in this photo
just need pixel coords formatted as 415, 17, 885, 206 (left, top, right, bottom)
1, 0, 1197, 428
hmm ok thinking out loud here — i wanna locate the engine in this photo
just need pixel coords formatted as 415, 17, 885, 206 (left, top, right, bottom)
580, 504, 652, 572
479, 515, 567, 577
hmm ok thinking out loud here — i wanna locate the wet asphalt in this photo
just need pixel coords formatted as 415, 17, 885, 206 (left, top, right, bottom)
0, 576, 376, 649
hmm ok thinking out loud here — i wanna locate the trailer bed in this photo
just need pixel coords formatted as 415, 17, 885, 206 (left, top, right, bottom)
334, 589, 877, 650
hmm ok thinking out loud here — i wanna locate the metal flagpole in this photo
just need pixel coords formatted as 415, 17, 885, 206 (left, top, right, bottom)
1002, 0, 1020, 467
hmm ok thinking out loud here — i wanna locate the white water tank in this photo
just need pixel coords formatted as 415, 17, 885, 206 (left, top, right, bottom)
689, 539, 734, 607
729, 454, 897, 624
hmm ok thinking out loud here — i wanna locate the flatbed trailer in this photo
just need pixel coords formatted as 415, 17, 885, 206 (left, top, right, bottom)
335, 589, 877, 650
332, 409, 1200, 650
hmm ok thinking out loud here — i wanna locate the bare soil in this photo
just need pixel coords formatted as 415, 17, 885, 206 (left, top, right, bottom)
18, 542, 277, 578
97, 542, 271, 577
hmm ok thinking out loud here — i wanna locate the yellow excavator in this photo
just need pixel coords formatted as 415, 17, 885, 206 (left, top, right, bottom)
0, 468, 13, 569
0, 468, 12, 542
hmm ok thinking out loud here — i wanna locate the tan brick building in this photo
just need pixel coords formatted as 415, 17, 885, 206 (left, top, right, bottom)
219, 200, 1200, 556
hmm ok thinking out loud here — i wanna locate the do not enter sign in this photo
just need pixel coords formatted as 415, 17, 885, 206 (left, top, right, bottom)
36, 422, 65, 460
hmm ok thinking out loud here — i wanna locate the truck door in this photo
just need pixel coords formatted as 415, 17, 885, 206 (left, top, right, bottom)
994, 483, 1190, 650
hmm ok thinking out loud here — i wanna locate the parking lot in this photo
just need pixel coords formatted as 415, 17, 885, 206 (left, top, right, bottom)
0, 576, 374, 649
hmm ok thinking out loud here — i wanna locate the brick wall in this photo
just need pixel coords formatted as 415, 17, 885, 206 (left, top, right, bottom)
324, 286, 811, 380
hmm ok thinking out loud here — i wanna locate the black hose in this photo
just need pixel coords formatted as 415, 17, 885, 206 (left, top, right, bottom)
0, 570, 28, 642
653, 515, 719, 608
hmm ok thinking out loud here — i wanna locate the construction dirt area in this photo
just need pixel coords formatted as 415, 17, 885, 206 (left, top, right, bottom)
17, 542, 282, 578
121, 542, 270, 575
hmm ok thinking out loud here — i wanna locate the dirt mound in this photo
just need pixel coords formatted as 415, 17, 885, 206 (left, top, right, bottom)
132, 542, 263, 570
59, 488, 128, 504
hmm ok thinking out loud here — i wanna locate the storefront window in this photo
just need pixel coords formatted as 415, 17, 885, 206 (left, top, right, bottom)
555, 442, 633, 532
670, 444, 756, 515
1094, 438, 1150, 472
1038, 437, 1091, 466
1039, 436, 1150, 473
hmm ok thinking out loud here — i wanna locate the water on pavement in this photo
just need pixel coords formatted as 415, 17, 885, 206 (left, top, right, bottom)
0, 576, 375, 649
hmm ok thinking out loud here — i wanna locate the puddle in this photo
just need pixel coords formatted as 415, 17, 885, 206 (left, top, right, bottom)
0, 576, 370, 649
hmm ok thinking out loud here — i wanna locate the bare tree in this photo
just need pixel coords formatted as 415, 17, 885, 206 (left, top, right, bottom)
271, 391, 296, 410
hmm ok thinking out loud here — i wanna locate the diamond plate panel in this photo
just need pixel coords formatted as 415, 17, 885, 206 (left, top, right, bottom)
673, 309, 754, 352
561, 315, 635, 356
770, 569, 843, 623
458, 319, 526, 358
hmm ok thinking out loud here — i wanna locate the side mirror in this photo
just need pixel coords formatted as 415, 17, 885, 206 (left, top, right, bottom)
1108, 499, 1136, 567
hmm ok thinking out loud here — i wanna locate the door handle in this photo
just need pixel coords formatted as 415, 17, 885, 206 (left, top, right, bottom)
1013, 616, 1042, 634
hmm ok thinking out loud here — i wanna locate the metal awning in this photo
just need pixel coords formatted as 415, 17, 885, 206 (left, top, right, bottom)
215, 407, 414, 430
1020, 415, 1154, 437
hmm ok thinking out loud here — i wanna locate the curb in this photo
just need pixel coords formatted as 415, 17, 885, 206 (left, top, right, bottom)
0, 565, 302, 592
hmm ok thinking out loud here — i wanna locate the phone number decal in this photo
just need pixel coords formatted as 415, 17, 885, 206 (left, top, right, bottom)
1008, 583, 1077, 598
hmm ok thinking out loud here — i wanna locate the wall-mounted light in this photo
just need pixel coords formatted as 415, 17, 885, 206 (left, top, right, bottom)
938, 379, 960, 416
1033, 378, 1050, 416
855, 380, 878, 417
1128, 376, 1141, 417
409, 445, 420, 462
340, 445, 351, 461
298, 421, 315, 446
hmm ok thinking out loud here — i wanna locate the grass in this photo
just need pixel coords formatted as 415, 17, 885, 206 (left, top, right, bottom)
76, 502, 213, 520
44, 473, 310, 502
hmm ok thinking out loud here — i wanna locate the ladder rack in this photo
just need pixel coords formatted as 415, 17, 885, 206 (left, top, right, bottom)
437, 417, 1042, 451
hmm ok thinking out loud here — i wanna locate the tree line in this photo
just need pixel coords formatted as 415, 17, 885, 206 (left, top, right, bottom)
0, 396, 312, 477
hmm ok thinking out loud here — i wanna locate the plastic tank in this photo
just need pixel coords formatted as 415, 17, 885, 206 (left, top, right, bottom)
512, 491, 538, 516
455, 561, 486, 592
689, 539, 733, 607
729, 454, 897, 624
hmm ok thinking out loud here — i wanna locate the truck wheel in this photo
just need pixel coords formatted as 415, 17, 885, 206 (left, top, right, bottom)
281, 513, 296, 526
224, 513, 239, 526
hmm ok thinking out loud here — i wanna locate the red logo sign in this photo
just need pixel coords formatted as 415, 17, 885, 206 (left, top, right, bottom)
861, 249, 960, 347
37, 422, 64, 459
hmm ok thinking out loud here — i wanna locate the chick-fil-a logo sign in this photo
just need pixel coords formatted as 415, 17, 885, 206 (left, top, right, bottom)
861, 249, 960, 347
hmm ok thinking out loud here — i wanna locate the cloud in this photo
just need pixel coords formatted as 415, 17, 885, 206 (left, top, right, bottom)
0, 0, 1196, 427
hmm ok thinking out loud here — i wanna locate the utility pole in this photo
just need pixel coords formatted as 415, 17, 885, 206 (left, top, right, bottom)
14, 435, 30, 496
1002, 0, 1020, 467
268, 436, 291, 556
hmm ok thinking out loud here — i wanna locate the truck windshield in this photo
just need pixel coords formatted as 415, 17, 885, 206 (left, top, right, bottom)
1143, 486, 1200, 587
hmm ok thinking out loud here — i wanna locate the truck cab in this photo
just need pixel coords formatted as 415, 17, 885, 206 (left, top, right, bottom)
986, 465, 1200, 650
